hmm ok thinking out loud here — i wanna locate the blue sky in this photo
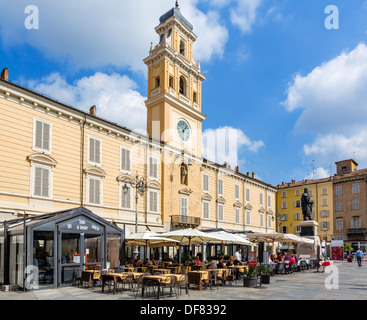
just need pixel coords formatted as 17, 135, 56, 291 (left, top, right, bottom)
1, 0, 367, 186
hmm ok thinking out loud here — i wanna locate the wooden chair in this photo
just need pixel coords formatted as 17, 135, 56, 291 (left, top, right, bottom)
207, 270, 218, 291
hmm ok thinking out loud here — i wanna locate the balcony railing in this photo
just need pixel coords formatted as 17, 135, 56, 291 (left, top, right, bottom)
347, 228, 367, 235
171, 215, 201, 228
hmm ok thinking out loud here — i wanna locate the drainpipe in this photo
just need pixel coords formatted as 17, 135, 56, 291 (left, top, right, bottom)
81, 114, 86, 207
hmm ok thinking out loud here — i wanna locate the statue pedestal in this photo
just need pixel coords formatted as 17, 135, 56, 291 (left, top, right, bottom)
297, 220, 321, 259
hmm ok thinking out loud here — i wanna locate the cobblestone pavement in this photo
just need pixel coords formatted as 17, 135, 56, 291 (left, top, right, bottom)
0, 261, 366, 300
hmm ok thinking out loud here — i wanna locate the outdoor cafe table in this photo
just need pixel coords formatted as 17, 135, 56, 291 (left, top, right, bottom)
151, 268, 172, 274
141, 274, 184, 299
101, 272, 143, 294
81, 270, 101, 288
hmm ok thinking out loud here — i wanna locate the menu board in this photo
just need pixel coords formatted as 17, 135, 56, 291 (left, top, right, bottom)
248, 251, 257, 267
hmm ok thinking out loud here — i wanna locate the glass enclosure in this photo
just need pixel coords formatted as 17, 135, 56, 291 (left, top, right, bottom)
33, 231, 54, 284
107, 234, 121, 269
0, 207, 124, 289
9, 235, 24, 287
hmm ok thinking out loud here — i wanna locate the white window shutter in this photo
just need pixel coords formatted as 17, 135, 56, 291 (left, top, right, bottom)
43, 123, 50, 151
34, 167, 42, 196
42, 168, 49, 197
35, 121, 43, 149
89, 178, 95, 203
94, 140, 100, 164
94, 179, 100, 204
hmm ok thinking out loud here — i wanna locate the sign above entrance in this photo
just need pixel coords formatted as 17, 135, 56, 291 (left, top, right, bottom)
59, 216, 103, 233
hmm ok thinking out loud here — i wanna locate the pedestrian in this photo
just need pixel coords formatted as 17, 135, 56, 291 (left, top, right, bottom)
234, 248, 242, 262
355, 248, 364, 267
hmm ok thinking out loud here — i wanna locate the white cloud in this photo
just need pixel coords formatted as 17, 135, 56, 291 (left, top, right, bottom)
202, 126, 264, 167
283, 43, 367, 168
25, 72, 147, 131
283, 43, 367, 136
230, 0, 262, 33
0, 0, 228, 72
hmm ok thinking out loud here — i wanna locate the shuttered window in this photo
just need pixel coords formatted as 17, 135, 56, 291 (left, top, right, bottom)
149, 157, 158, 179
88, 177, 101, 205
235, 207, 240, 223
235, 184, 240, 200
218, 204, 224, 221
246, 210, 251, 225
121, 185, 131, 209
202, 201, 210, 219
34, 166, 50, 197
180, 196, 188, 216
121, 147, 131, 172
33, 118, 51, 153
260, 212, 264, 227
268, 195, 271, 208
149, 190, 158, 212
88, 136, 101, 166
203, 174, 209, 192
218, 179, 223, 196
259, 192, 264, 206
246, 188, 250, 202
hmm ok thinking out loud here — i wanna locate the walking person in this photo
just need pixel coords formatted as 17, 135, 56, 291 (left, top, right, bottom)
355, 248, 364, 267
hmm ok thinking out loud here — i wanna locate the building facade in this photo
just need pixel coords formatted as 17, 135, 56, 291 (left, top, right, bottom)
333, 159, 367, 252
0, 4, 276, 239
276, 178, 334, 242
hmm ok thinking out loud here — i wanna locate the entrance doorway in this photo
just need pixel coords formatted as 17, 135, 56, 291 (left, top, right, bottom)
58, 217, 104, 286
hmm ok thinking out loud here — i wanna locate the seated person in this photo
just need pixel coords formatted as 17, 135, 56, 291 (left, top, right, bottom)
135, 256, 144, 267
150, 257, 158, 265
194, 255, 202, 266
209, 257, 218, 268
277, 253, 283, 262
217, 256, 225, 268
143, 258, 150, 266
227, 256, 235, 267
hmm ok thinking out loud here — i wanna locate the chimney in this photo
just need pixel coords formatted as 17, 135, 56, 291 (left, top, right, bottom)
235, 166, 239, 173
223, 162, 227, 168
246, 172, 249, 176
1, 67, 9, 81
89, 105, 96, 116
252, 172, 255, 178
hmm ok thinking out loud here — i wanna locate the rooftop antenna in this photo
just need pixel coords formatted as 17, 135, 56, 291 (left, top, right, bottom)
311, 160, 315, 179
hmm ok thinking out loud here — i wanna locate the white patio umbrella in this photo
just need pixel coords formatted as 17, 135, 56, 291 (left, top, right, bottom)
125, 231, 177, 259
205, 231, 255, 246
125, 231, 177, 248
159, 228, 223, 254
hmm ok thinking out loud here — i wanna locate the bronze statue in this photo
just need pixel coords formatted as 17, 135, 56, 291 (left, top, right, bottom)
181, 163, 188, 185
301, 188, 313, 220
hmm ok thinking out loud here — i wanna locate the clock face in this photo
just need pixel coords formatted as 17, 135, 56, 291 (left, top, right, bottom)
177, 119, 191, 142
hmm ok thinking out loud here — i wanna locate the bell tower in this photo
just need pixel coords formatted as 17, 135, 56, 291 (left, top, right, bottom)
143, 1, 206, 158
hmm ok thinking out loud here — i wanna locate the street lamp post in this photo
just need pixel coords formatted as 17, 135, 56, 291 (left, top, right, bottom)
122, 172, 146, 256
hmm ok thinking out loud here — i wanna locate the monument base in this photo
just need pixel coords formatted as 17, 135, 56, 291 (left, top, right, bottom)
297, 220, 322, 259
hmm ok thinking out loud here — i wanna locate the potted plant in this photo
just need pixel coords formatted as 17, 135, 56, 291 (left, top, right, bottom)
344, 243, 354, 262
260, 265, 271, 284
243, 266, 257, 287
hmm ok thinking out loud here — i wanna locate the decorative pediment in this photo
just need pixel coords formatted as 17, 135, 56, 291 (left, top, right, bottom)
179, 188, 192, 195
27, 153, 58, 167
116, 174, 133, 182
258, 207, 266, 213
244, 203, 253, 210
216, 196, 226, 204
201, 193, 212, 201
84, 166, 107, 178
267, 209, 274, 215
147, 180, 162, 190
233, 201, 242, 208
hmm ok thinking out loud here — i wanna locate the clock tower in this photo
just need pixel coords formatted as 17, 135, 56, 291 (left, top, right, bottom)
143, 1, 206, 158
